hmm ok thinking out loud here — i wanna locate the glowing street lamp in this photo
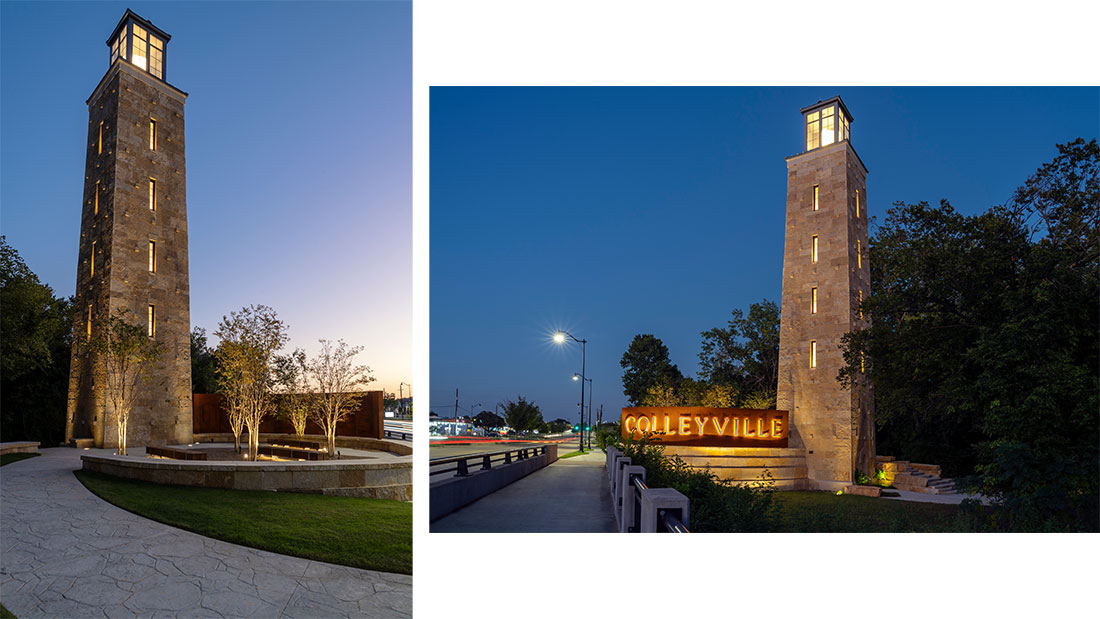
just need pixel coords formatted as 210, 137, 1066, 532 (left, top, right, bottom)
552, 330, 586, 453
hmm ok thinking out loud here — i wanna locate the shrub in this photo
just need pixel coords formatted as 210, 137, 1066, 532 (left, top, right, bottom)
618, 432, 778, 532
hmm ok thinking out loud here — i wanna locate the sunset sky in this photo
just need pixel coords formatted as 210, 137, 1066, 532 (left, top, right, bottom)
1, 1, 412, 396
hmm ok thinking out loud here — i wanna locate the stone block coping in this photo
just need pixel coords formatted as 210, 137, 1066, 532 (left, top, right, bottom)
0, 441, 39, 456
80, 444, 411, 501
192, 433, 412, 457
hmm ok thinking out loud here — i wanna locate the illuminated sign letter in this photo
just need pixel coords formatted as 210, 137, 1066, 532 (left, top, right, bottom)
743, 418, 755, 437
637, 416, 650, 433
624, 416, 636, 434
711, 417, 730, 435
694, 417, 707, 436
678, 417, 691, 435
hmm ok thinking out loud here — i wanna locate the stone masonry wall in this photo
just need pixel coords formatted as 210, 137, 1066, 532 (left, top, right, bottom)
67, 62, 192, 448
777, 140, 872, 490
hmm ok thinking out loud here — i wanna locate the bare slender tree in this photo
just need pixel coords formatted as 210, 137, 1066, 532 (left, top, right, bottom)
303, 339, 374, 455
215, 343, 248, 454
214, 305, 288, 461
90, 309, 164, 455
274, 348, 310, 438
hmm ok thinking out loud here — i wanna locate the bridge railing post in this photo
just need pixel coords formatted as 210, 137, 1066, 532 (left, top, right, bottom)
606, 447, 620, 483
619, 465, 646, 532
639, 487, 690, 533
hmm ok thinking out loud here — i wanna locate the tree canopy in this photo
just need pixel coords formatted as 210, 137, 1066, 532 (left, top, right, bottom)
698, 300, 779, 398
619, 334, 683, 405
500, 397, 544, 433
0, 236, 73, 445
190, 326, 218, 394
839, 138, 1098, 530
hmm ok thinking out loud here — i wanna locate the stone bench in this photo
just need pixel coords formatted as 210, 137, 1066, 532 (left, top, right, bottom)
268, 438, 323, 450
844, 485, 882, 497
258, 444, 328, 461
146, 446, 207, 461
0, 441, 40, 456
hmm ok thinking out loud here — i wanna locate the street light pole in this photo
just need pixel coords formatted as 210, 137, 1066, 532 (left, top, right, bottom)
554, 331, 587, 453
573, 372, 592, 449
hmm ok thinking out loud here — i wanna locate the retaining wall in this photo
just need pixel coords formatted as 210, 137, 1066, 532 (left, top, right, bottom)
81, 450, 412, 501
429, 445, 558, 521
663, 446, 810, 490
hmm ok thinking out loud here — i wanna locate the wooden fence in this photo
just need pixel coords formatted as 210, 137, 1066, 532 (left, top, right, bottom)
192, 392, 383, 439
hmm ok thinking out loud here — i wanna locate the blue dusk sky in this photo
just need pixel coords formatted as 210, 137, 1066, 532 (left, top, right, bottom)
1, 1, 411, 394
430, 87, 1099, 422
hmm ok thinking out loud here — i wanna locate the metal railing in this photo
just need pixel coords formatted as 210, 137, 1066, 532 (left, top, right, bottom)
607, 445, 690, 533
383, 421, 413, 441
429, 446, 551, 478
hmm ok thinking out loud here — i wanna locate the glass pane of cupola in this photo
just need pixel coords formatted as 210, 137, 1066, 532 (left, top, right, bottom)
132, 23, 148, 70
821, 106, 835, 146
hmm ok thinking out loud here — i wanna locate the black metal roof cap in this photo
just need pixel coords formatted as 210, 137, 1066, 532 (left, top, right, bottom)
800, 95, 853, 122
105, 9, 172, 46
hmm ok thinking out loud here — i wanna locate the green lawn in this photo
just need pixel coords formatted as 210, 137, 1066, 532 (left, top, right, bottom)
0, 452, 40, 467
774, 491, 976, 532
1, 602, 17, 619
556, 450, 590, 459
74, 471, 411, 575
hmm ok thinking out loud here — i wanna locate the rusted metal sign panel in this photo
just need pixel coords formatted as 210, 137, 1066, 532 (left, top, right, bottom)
621, 407, 789, 448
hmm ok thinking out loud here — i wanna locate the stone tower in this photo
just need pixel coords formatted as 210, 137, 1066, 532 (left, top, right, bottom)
66, 10, 192, 449
776, 96, 875, 490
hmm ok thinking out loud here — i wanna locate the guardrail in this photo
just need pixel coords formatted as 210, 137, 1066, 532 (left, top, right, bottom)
383, 421, 413, 441
430, 446, 551, 478
606, 446, 690, 533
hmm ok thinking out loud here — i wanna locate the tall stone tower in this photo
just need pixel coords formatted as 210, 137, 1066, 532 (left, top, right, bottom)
776, 96, 875, 490
66, 10, 192, 449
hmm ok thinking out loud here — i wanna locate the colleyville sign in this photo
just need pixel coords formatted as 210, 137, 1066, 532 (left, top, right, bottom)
622, 407, 789, 448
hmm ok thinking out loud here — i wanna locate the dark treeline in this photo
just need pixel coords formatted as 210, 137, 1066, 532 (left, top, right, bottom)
1, 237, 74, 445
841, 138, 1098, 530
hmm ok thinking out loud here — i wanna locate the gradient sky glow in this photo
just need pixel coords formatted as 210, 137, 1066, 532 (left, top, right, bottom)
430, 87, 1099, 423
1, 1, 411, 395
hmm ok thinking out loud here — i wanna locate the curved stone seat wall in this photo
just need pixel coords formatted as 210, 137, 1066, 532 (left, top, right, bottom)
81, 452, 412, 501
663, 446, 809, 490
191, 432, 412, 456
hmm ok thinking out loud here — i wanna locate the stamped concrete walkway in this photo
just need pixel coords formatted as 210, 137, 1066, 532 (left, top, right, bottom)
0, 448, 410, 618
431, 449, 617, 533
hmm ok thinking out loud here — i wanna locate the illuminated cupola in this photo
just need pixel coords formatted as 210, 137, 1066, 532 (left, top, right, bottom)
107, 9, 170, 80
802, 97, 852, 152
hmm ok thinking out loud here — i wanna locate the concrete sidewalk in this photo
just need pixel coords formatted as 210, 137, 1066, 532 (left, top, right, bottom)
1, 447, 410, 618
431, 449, 617, 533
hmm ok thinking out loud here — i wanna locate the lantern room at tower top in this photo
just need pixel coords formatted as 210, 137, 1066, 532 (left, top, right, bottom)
106, 9, 170, 80
802, 96, 852, 152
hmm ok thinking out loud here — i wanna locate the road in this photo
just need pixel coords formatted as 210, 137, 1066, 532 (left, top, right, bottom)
428, 436, 592, 475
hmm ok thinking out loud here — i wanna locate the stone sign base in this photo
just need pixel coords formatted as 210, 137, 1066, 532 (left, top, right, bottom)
663, 445, 810, 490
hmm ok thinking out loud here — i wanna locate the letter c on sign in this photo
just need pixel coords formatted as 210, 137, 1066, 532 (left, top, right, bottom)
624, 416, 636, 434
